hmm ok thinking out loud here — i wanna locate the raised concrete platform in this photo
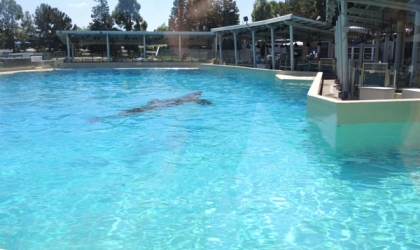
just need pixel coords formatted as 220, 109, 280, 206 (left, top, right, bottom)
276, 74, 315, 81
359, 87, 395, 100
307, 73, 420, 148
402, 88, 420, 99
321, 79, 341, 100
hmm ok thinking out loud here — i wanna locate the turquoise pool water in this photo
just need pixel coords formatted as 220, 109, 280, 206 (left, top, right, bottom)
1, 68, 420, 249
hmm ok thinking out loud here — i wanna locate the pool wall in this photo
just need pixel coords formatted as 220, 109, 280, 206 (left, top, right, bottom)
307, 75, 420, 147
0, 59, 54, 72
54, 61, 202, 69
199, 64, 318, 79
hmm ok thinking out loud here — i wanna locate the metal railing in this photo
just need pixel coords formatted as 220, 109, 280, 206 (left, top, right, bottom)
359, 63, 392, 87
65, 48, 215, 63
349, 62, 407, 98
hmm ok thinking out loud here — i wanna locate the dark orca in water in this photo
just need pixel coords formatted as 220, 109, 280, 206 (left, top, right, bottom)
90, 91, 212, 123
124, 91, 211, 114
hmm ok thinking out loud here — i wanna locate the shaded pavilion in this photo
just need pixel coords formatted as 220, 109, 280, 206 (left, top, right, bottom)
56, 30, 216, 62
58, 1, 420, 97
325, 0, 420, 94
211, 14, 333, 71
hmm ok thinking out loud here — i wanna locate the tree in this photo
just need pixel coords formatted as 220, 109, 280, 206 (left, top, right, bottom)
217, 0, 239, 27
168, 0, 189, 31
251, 0, 274, 22
156, 22, 168, 31
207, 0, 239, 28
203, 0, 239, 29
16, 11, 36, 50
72, 24, 82, 31
133, 16, 147, 31
276, 1, 290, 16
89, 0, 114, 30
284, 0, 325, 20
252, 0, 325, 22
203, 0, 218, 29
187, 0, 207, 31
168, 0, 239, 31
112, 0, 147, 31
0, 0, 23, 52
34, 3, 73, 51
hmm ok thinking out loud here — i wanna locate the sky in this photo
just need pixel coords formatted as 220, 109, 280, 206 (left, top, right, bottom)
16, 0, 256, 31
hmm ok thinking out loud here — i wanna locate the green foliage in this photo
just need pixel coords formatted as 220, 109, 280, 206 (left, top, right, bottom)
168, 0, 188, 31
133, 16, 147, 31
168, 0, 239, 31
284, 0, 325, 20
251, 0, 274, 22
34, 3, 73, 51
112, 0, 147, 31
156, 23, 168, 31
187, 0, 212, 31
0, 0, 23, 51
15, 11, 36, 50
19, 11, 36, 36
72, 24, 82, 31
89, 0, 114, 30
217, 0, 239, 27
252, 0, 325, 21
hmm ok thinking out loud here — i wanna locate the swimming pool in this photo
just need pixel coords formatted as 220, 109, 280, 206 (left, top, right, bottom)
1, 68, 420, 249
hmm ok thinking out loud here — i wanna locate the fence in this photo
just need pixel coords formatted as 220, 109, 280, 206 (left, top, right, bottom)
64, 48, 215, 63
0, 58, 54, 71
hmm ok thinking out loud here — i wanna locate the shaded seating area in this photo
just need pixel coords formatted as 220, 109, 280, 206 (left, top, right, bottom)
56, 30, 217, 64
56, 2, 420, 101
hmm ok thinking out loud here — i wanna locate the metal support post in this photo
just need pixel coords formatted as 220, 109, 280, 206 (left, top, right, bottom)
143, 34, 146, 59
271, 27, 275, 69
233, 32, 238, 66
252, 30, 256, 68
179, 34, 182, 62
218, 34, 223, 64
106, 33, 110, 62
410, 12, 420, 86
66, 34, 71, 63
289, 25, 294, 71
340, 0, 349, 93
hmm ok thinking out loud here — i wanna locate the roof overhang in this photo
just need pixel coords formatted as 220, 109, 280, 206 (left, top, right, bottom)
326, 0, 420, 36
58, 14, 335, 47
211, 14, 333, 42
